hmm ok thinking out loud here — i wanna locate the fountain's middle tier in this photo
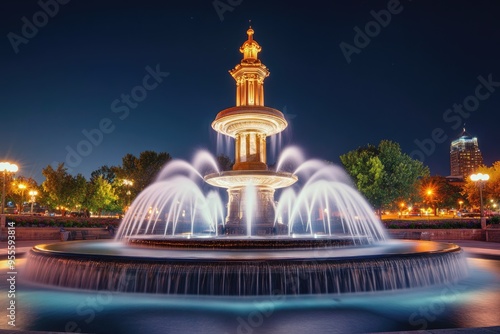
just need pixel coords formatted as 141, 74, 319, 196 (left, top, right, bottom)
204, 170, 297, 189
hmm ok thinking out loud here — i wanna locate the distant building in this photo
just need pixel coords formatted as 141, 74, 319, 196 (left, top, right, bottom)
449, 128, 483, 179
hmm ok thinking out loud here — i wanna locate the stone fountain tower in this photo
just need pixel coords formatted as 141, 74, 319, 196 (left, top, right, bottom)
204, 27, 297, 235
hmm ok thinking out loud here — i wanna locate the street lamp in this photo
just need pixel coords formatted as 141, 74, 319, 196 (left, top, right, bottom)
470, 173, 490, 229
426, 189, 434, 217
18, 183, 26, 213
29, 190, 38, 214
0, 162, 18, 214
123, 179, 133, 207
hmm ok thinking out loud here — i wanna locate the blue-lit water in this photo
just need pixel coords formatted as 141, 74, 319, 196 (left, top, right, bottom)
3, 257, 499, 333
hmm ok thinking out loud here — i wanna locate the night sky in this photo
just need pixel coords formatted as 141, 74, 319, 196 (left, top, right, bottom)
1, 0, 500, 184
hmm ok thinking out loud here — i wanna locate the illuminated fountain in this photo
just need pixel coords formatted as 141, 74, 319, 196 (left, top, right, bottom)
23, 28, 469, 299
205, 27, 297, 235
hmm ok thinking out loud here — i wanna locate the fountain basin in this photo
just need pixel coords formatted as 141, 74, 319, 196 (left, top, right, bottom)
23, 239, 468, 296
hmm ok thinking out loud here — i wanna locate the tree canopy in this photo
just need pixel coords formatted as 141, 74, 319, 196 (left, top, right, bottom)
84, 175, 120, 216
462, 162, 500, 210
340, 140, 429, 212
418, 175, 464, 214
113, 150, 172, 199
41, 163, 87, 213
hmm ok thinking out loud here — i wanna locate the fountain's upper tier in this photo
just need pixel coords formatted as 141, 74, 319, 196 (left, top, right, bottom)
212, 106, 287, 138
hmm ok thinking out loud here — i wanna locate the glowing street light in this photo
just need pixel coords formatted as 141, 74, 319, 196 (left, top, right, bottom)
470, 173, 490, 229
122, 179, 134, 207
18, 183, 26, 213
0, 162, 19, 214
426, 189, 434, 216
29, 190, 38, 214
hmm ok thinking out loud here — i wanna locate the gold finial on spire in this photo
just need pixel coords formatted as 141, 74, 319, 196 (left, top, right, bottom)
247, 26, 254, 41
240, 25, 261, 62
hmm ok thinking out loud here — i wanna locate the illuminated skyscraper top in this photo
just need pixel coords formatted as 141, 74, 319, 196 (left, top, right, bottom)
450, 128, 483, 179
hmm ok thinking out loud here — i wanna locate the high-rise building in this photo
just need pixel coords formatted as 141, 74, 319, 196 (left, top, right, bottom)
449, 128, 483, 179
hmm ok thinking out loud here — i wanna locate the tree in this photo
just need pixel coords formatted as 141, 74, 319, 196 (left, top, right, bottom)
462, 162, 500, 210
41, 163, 87, 214
114, 150, 172, 199
10, 176, 39, 212
339, 145, 384, 209
85, 175, 120, 217
419, 175, 463, 215
90, 165, 116, 184
340, 140, 429, 214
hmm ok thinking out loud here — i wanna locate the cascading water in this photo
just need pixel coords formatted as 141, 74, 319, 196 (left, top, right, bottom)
115, 149, 387, 243
22, 27, 469, 300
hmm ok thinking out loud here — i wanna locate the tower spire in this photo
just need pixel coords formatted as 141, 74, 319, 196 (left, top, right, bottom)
240, 25, 261, 62
230, 27, 269, 106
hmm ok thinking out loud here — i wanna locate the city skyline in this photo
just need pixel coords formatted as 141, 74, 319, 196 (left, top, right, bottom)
1, 0, 500, 184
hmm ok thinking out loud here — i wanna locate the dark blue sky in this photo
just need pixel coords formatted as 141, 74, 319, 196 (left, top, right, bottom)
1, 0, 500, 183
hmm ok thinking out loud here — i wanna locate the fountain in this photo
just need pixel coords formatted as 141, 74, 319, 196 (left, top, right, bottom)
15, 27, 500, 334
22, 27, 469, 298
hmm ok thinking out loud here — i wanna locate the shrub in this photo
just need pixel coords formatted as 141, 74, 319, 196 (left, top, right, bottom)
4, 215, 121, 228
383, 219, 481, 229
488, 215, 500, 225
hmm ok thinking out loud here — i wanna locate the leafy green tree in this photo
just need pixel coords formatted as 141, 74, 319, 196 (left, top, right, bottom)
90, 165, 117, 184
41, 163, 87, 214
114, 150, 172, 199
10, 176, 39, 212
339, 145, 384, 209
85, 175, 120, 217
341, 140, 429, 214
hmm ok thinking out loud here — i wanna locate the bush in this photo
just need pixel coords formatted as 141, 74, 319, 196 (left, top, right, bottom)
488, 215, 500, 225
4, 215, 120, 228
383, 219, 481, 229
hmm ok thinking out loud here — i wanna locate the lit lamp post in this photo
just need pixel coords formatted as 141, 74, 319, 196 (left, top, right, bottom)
29, 190, 38, 214
18, 183, 26, 213
458, 200, 463, 219
123, 179, 133, 208
426, 189, 433, 218
470, 173, 490, 229
0, 162, 19, 214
